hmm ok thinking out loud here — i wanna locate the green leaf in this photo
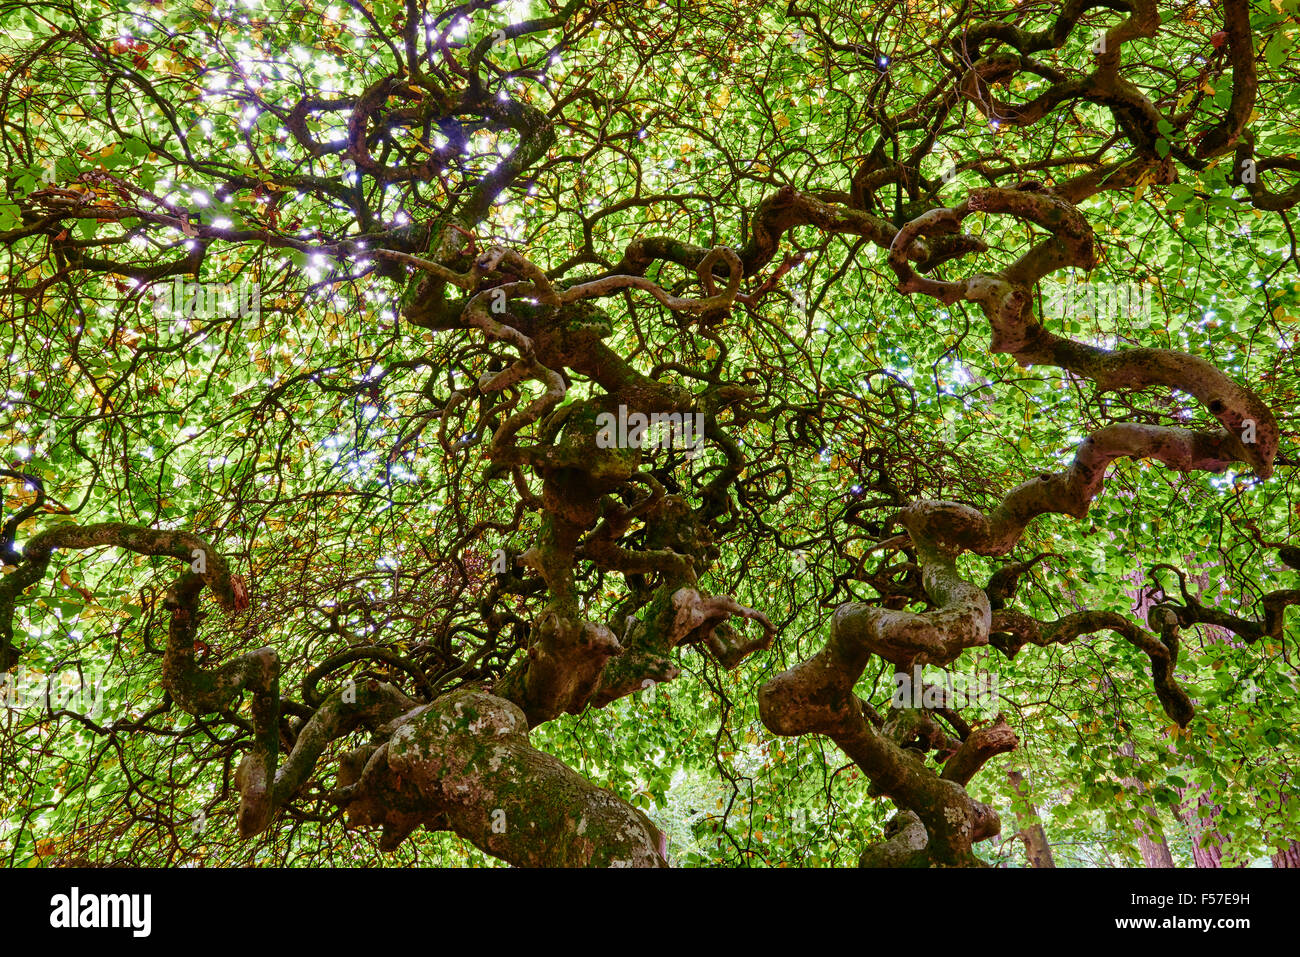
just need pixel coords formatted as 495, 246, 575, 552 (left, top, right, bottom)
1265, 30, 1293, 70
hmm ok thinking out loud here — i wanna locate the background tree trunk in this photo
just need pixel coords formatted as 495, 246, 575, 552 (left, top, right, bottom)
1177, 791, 1233, 867
1135, 819, 1177, 867
1117, 740, 1175, 867
1272, 842, 1300, 867
1007, 770, 1055, 868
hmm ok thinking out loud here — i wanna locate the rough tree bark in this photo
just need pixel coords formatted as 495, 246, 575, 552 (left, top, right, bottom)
1006, 770, 1055, 868
1272, 843, 1300, 868
1118, 741, 1176, 868
1176, 791, 1234, 869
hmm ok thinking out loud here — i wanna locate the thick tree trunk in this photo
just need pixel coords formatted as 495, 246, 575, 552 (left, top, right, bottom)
1177, 791, 1233, 868
1117, 740, 1175, 867
1006, 770, 1055, 867
1272, 842, 1300, 867
1135, 821, 1177, 867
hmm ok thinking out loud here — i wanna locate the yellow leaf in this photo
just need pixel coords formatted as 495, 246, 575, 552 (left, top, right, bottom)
774, 112, 789, 130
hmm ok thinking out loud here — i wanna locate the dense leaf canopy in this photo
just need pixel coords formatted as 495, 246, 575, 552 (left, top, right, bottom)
1, 0, 1298, 867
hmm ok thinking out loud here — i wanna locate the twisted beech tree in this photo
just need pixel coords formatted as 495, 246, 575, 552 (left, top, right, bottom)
1, 0, 1298, 868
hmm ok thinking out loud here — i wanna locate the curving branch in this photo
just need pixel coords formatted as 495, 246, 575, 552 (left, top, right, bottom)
989, 606, 1194, 726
